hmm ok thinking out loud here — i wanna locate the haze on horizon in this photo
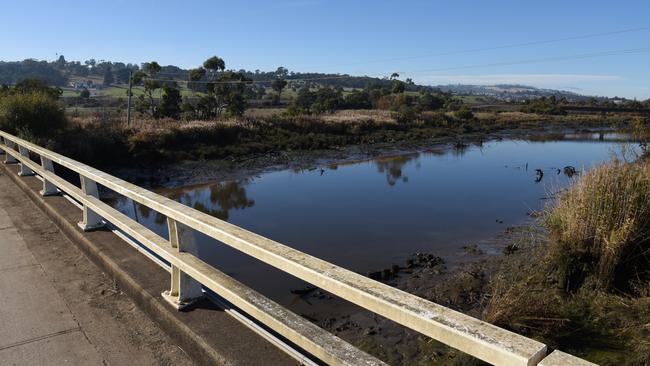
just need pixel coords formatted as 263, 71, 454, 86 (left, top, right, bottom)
1, 0, 649, 99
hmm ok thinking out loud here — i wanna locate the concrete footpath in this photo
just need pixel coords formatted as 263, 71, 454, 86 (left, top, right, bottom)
0, 171, 195, 366
0, 207, 105, 364
0, 161, 296, 366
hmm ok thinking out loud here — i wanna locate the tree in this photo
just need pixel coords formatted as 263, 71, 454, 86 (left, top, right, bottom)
311, 87, 343, 114
55, 55, 66, 68
159, 83, 182, 119
454, 106, 474, 120
223, 82, 247, 116
188, 67, 207, 92
392, 80, 405, 94
84, 59, 96, 69
275, 67, 289, 79
103, 66, 114, 86
142, 61, 161, 75
0, 86, 68, 136
289, 86, 315, 114
197, 56, 250, 118
115, 68, 131, 84
203, 56, 225, 72
396, 105, 417, 124
202, 57, 227, 117
271, 79, 287, 99
389, 73, 404, 94
0, 60, 67, 86
210, 71, 249, 117
344, 89, 371, 109
132, 61, 162, 117
14, 79, 62, 99
418, 92, 445, 111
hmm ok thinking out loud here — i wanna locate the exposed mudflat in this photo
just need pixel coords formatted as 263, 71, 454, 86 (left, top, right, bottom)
112, 127, 616, 189
290, 226, 540, 365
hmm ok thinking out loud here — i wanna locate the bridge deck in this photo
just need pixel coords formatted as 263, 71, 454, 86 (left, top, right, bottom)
0, 171, 199, 365
0, 168, 294, 365
0, 207, 106, 365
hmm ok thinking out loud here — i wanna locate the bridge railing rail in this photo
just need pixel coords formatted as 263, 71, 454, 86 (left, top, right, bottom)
0, 130, 593, 366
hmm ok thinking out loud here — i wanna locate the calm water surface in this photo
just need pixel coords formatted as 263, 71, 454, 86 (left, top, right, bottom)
108, 135, 626, 311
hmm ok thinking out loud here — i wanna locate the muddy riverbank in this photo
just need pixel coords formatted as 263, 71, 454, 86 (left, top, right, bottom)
111, 126, 623, 189
289, 226, 540, 366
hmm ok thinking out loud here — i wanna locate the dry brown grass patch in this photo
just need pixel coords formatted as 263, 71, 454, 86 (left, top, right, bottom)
544, 159, 650, 293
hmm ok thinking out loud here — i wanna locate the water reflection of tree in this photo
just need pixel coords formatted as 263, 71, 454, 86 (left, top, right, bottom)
375, 154, 419, 186
134, 203, 167, 225
451, 143, 469, 157
129, 180, 255, 225
184, 181, 255, 221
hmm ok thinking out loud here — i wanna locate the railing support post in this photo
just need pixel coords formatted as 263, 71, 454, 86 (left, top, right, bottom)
40, 157, 58, 196
17, 145, 34, 176
3, 140, 17, 164
162, 217, 204, 310
0, 137, 5, 155
77, 176, 104, 231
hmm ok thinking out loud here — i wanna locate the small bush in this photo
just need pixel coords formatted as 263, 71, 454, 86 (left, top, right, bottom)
545, 159, 650, 293
396, 105, 418, 124
520, 100, 566, 115
0, 91, 68, 136
454, 106, 474, 120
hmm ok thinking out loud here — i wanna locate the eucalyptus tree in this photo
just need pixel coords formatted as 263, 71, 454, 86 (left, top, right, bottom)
132, 61, 162, 117
271, 79, 288, 99
203, 56, 225, 73
188, 67, 206, 92
103, 66, 114, 86
159, 82, 182, 119
190, 56, 250, 118
389, 72, 405, 94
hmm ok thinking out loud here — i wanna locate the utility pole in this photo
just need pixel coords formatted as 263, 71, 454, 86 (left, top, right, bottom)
126, 70, 133, 127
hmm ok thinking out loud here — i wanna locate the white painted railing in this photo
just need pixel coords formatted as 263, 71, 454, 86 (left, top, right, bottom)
0, 130, 595, 366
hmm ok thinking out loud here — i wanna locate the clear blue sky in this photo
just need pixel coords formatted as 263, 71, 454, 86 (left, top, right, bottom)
1, 0, 649, 98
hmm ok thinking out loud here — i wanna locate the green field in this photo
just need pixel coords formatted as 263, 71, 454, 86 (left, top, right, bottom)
61, 83, 204, 99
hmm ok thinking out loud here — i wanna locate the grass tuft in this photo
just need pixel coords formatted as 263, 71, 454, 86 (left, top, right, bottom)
545, 159, 650, 293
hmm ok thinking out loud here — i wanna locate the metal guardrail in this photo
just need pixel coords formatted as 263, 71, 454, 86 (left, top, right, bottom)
0, 130, 595, 366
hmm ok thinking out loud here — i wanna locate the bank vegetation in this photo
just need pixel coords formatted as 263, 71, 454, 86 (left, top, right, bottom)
482, 153, 650, 365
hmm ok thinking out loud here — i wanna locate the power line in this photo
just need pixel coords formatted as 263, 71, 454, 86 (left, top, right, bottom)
141, 46, 650, 85
140, 25, 650, 77
304, 25, 650, 69
403, 46, 650, 74
143, 73, 382, 84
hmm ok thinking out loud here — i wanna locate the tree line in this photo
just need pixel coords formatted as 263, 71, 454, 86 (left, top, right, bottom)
2, 56, 649, 122
126, 56, 464, 121
0, 56, 424, 92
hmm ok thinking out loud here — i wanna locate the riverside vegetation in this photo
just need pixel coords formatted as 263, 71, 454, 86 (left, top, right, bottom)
0, 78, 640, 171
485, 156, 650, 365
1, 77, 649, 366
328, 155, 650, 366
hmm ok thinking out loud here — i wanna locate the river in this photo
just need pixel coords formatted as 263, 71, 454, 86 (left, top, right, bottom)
107, 132, 629, 314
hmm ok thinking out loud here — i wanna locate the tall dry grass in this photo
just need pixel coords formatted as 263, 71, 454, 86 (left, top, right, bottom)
482, 160, 650, 364
545, 159, 650, 293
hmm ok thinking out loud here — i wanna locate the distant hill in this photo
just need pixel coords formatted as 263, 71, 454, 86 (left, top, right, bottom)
434, 84, 593, 102
0, 57, 635, 103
